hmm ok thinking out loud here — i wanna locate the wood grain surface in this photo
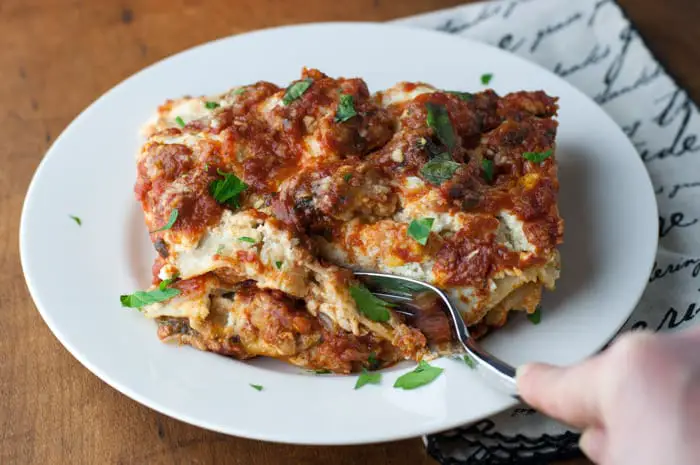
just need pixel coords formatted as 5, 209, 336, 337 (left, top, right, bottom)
2, 0, 698, 464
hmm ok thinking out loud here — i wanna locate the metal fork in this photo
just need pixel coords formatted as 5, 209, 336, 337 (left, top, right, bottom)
355, 271, 520, 399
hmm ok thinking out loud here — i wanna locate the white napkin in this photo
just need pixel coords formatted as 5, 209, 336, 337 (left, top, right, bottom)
392, 1, 700, 463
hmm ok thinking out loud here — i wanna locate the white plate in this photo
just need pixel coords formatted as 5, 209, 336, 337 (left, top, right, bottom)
20, 22, 657, 445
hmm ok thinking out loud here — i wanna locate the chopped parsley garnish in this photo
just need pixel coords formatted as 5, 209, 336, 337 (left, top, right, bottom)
416, 136, 444, 158
238, 236, 256, 243
312, 369, 332, 375
355, 369, 381, 390
209, 169, 248, 208
482, 159, 494, 183
215, 244, 225, 255
204, 101, 220, 109
407, 218, 435, 246
250, 384, 263, 391
335, 94, 357, 123
275, 261, 283, 270
420, 153, 460, 186
69, 215, 82, 226
232, 87, 247, 96
446, 90, 473, 101
151, 208, 178, 233
481, 73, 494, 85
120, 279, 181, 309
349, 285, 394, 322
174, 116, 185, 127
426, 102, 456, 150
528, 306, 542, 324
367, 352, 380, 370
343, 173, 353, 182
282, 78, 313, 105
158, 278, 177, 289
394, 360, 444, 390
523, 149, 553, 163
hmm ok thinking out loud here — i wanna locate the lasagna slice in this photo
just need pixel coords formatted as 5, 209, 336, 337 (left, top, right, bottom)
127, 68, 563, 373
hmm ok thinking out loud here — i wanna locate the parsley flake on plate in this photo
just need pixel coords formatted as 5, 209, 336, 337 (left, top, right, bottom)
250, 384, 263, 391
528, 305, 542, 324
282, 78, 313, 105
150, 208, 178, 233
407, 218, 435, 246
349, 285, 394, 322
426, 102, 456, 150
420, 153, 460, 186
174, 116, 186, 127
523, 149, 553, 163
120, 278, 181, 309
335, 94, 358, 123
481, 73, 494, 85
238, 236, 256, 244
275, 261, 283, 270
232, 87, 247, 96
343, 173, 353, 182
204, 101, 220, 109
69, 215, 82, 226
452, 354, 476, 369
394, 360, 444, 390
209, 169, 247, 208
312, 369, 332, 375
354, 369, 381, 390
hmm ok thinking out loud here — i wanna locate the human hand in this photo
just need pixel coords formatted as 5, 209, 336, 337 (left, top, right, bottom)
516, 327, 700, 465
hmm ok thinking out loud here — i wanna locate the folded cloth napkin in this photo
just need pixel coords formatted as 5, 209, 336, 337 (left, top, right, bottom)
392, 1, 700, 463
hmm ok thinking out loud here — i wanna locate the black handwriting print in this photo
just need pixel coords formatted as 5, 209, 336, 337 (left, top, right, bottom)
649, 257, 700, 283
594, 25, 663, 105
553, 44, 611, 78
437, 4, 503, 34
530, 12, 583, 53
498, 33, 526, 53
638, 89, 700, 164
659, 212, 699, 239
436, 0, 533, 34
669, 181, 700, 199
656, 181, 700, 199
631, 301, 700, 332
588, 0, 614, 26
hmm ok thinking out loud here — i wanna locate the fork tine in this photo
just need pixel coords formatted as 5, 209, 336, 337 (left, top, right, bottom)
369, 292, 415, 318
369, 292, 413, 302
355, 270, 520, 399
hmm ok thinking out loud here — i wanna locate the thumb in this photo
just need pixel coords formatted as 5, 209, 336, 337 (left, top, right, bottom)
516, 360, 604, 429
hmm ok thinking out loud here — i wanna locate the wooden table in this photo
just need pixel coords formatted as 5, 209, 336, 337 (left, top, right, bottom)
2, 0, 698, 463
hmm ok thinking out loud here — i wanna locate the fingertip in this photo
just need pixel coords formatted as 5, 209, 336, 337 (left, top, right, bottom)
579, 427, 607, 463
515, 362, 534, 380
515, 362, 559, 397
516, 360, 603, 429
515, 362, 540, 381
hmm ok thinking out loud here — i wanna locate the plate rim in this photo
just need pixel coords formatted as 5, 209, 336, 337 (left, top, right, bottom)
19, 21, 659, 445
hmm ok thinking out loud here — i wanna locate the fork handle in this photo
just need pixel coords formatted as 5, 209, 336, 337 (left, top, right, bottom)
461, 337, 522, 401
